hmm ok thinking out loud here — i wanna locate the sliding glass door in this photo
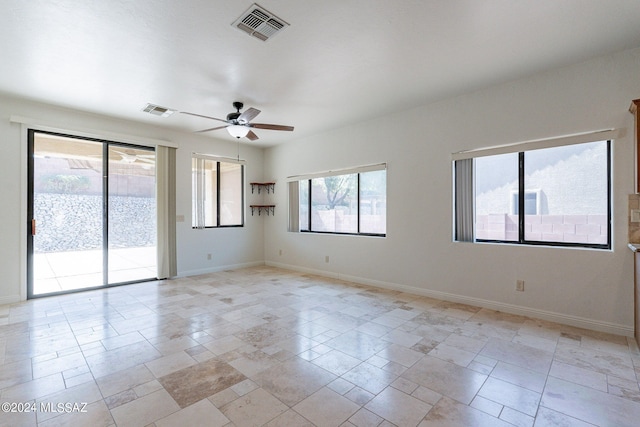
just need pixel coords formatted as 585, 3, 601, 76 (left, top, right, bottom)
27, 130, 156, 298
107, 145, 157, 284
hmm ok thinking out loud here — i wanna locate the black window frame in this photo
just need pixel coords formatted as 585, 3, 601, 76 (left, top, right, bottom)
192, 158, 245, 229
298, 170, 386, 237
475, 140, 611, 250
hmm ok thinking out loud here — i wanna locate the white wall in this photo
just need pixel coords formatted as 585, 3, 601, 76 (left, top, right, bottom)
0, 95, 265, 304
264, 47, 640, 336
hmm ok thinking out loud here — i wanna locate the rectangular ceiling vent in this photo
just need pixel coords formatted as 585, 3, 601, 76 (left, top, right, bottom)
142, 103, 175, 117
232, 4, 289, 42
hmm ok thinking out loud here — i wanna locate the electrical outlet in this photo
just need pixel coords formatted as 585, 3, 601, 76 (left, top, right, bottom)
516, 280, 525, 292
325, 255, 329, 263
207, 253, 212, 261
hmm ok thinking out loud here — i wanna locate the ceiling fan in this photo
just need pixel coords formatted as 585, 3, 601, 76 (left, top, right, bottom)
181, 101, 294, 141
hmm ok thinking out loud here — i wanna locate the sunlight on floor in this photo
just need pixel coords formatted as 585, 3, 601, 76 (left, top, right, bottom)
33, 246, 156, 294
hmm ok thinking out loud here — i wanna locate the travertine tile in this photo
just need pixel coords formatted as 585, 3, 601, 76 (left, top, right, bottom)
145, 351, 197, 378
159, 356, 246, 408
478, 377, 541, 416
470, 395, 503, 417
0, 408, 37, 427
554, 342, 636, 379
86, 340, 161, 378
377, 343, 423, 368
349, 408, 384, 427
327, 377, 356, 395
443, 333, 486, 353
541, 377, 640, 427
1, 266, 640, 426
293, 387, 360, 427
95, 364, 155, 397
342, 362, 397, 395
326, 330, 388, 360
155, 398, 229, 427
34, 384, 100, 423
311, 349, 361, 376
255, 357, 336, 406
500, 406, 534, 427
428, 342, 476, 367
344, 386, 375, 405
32, 351, 87, 379
533, 406, 595, 427
264, 409, 315, 426
221, 387, 288, 426
110, 388, 180, 427
0, 372, 66, 401
548, 360, 608, 392
419, 397, 513, 427
402, 356, 486, 405
365, 386, 432, 426
480, 337, 553, 374
37, 400, 114, 427
491, 361, 547, 393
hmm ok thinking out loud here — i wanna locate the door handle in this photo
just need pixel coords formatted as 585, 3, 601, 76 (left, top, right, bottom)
31, 219, 36, 236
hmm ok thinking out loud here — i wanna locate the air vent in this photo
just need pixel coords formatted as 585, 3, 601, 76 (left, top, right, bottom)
232, 4, 289, 42
142, 103, 175, 117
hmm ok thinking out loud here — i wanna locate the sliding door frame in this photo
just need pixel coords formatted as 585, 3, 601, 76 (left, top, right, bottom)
27, 129, 157, 299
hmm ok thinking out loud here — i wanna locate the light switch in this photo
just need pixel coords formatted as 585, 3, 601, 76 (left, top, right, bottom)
176, 214, 185, 223
632, 209, 640, 223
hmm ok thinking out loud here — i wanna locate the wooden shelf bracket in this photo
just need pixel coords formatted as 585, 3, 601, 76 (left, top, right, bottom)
250, 182, 275, 194
250, 205, 275, 216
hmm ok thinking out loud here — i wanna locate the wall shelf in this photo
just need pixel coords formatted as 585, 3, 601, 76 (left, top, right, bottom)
250, 182, 275, 194
250, 182, 275, 216
250, 205, 275, 216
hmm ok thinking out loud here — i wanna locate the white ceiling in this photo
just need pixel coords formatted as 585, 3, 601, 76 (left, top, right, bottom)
3, 1, 640, 146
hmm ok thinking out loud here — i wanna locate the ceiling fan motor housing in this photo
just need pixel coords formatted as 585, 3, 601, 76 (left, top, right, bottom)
227, 112, 241, 122
227, 101, 244, 123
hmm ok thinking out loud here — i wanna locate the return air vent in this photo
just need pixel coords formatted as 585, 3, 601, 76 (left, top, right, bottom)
232, 4, 289, 42
142, 103, 175, 117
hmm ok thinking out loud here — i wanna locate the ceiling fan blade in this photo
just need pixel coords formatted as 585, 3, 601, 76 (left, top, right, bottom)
180, 111, 228, 124
238, 107, 261, 124
246, 130, 259, 141
249, 123, 294, 131
195, 125, 228, 133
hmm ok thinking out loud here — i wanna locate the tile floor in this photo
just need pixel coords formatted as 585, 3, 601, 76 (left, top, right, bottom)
1, 266, 640, 426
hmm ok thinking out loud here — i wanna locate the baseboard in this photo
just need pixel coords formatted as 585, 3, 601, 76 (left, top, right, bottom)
0, 295, 22, 306
178, 261, 265, 278
266, 261, 633, 337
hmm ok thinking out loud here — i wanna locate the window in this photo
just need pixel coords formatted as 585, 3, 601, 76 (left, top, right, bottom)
289, 164, 386, 236
511, 190, 540, 215
192, 155, 244, 228
455, 138, 611, 249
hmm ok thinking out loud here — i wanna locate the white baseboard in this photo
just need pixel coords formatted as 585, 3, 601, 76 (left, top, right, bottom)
0, 295, 22, 306
178, 261, 265, 278
266, 261, 634, 337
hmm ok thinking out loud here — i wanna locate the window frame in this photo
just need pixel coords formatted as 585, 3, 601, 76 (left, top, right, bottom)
292, 164, 387, 237
469, 140, 612, 250
192, 155, 245, 229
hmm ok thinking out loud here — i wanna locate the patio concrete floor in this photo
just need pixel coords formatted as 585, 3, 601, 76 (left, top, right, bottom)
33, 246, 156, 295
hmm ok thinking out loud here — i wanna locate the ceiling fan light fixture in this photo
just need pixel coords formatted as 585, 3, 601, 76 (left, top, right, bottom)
227, 125, 249, 139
